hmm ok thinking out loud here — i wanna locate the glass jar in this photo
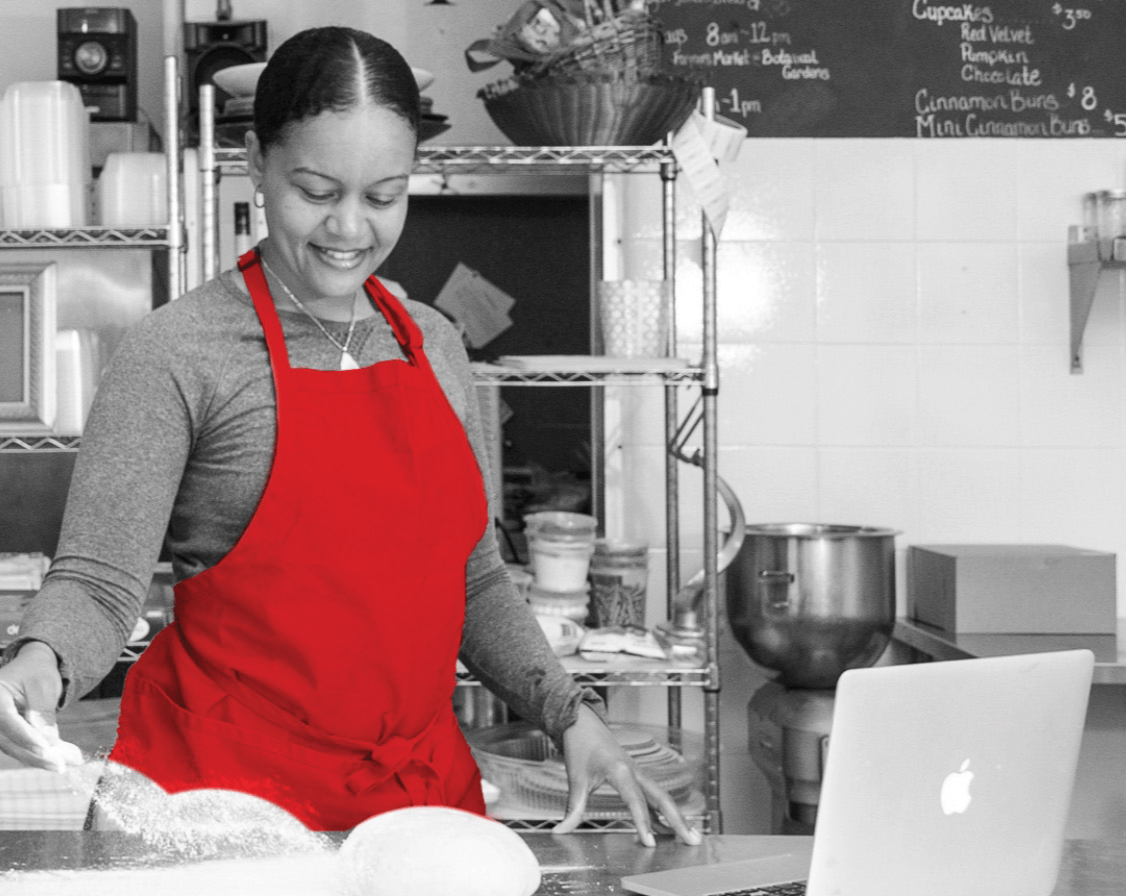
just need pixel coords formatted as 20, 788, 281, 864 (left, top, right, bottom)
1096, 189, 1126, 240
588, 540, 649, 628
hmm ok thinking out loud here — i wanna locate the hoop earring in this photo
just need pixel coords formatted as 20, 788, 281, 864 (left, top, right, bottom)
253, 187, 265, 209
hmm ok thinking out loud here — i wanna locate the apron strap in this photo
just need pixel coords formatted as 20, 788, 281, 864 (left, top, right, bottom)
363, 276, 437, 375
239, 248, 293, 375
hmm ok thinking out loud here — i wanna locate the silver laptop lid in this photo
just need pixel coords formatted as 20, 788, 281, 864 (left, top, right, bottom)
622, 650, 1093, 896
807, 649, 1094, 896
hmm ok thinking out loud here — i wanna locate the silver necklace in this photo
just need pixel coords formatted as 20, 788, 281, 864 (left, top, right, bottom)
260, 255, 360, 370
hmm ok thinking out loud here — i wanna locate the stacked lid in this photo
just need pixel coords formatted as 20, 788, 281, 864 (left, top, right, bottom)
0, 81, 90, 228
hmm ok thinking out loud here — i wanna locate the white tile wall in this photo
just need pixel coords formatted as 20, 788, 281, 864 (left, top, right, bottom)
612, 138, 1126, 621
814, 140, 916, 242
917, 243, 1019, 344
917, 346, 1021, 445
609, 137, 1126, 836
816, 242, 917, 343
816, 345, 919, 445
914, 449, 1022, 542
916, 141, 1020, 241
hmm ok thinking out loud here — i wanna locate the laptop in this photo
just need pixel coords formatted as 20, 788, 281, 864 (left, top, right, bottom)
623, 649, 1094, 896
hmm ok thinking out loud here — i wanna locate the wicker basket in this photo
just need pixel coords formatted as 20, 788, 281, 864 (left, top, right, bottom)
533, 11, 663, 77
482, 72, 699, 147
473, 4, 665, 79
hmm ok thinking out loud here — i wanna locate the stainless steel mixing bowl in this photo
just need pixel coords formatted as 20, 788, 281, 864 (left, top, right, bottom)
725, 523, 898, 689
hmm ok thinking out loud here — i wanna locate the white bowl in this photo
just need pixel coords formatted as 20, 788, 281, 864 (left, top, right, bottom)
211, 62, 435, 98
210, 62, 264, 98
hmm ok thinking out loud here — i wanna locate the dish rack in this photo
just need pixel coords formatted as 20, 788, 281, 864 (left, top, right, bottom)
468, 722, 704, 819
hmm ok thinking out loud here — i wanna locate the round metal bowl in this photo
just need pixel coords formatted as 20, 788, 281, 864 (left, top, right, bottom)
725, 524, 898, 689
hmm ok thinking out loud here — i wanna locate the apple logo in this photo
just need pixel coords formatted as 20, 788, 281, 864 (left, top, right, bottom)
940, 758, 974, 815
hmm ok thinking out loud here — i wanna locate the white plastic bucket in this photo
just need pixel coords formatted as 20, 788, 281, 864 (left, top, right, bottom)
528, 535, 595, 592
97, 152, 168, 226
0, 81, 90, 227
0, 183, 86, 229
523, 511, 597, 587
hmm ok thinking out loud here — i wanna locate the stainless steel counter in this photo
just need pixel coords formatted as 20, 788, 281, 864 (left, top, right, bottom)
893, 617, 1126, 685
0, 832, 1123, 895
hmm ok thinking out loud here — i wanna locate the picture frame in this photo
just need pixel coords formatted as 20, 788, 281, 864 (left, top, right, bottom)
0, 262, 57, 434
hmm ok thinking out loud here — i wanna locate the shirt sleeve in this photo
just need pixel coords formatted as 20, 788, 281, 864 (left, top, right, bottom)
1, 314, 198, 705
423, 317, 606, 749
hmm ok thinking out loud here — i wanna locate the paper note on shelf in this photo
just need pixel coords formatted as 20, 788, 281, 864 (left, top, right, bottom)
672, 112, 732, 238
579, 626, 668, 660
434, 262, 515, 349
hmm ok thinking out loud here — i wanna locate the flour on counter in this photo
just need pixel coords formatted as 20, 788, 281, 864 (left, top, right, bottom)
0, 852, 343, 896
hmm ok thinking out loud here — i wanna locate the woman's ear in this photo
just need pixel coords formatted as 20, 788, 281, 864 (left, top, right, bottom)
245, 129, 264, 190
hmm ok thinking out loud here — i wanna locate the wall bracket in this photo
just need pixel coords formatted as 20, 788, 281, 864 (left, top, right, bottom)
1069, 238, 1126, 374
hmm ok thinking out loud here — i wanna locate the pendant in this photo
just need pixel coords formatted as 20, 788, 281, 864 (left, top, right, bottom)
340, 351, 360, 370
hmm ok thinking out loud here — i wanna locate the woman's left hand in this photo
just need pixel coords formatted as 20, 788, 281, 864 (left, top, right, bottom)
553, 703, 702, 847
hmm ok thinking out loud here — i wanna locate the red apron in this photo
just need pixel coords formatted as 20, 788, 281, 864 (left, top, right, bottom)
108, 249, 489, 830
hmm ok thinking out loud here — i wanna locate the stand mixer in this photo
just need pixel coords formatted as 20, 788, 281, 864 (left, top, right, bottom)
643, 401, 898, 833
725, 523, 898, 833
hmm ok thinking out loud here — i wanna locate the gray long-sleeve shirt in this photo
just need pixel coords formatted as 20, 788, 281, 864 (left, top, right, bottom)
4, 265, 598, 747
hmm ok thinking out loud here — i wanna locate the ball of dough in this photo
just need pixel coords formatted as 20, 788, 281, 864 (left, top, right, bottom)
338, 806, 540, 896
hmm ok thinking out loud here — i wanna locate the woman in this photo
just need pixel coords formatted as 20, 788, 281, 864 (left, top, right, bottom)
0, 26, 699, 844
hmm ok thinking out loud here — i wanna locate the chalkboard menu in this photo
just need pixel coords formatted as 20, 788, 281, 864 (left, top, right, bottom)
650, 0, 1126, 137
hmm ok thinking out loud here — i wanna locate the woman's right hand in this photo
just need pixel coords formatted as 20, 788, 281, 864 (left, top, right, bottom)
0, 641, 82, 772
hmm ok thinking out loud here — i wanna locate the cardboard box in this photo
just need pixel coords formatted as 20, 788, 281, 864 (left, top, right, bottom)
908, 544, 1116, 635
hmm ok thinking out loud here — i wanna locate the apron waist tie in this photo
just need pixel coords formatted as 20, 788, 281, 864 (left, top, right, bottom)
346, 752, 444, 807
344, 721, 445, 805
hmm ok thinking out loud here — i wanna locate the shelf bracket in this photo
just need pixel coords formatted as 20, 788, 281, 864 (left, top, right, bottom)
1069, 239, 1126, 374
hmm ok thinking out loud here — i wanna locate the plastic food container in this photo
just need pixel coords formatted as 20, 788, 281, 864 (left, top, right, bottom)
523, 510, 597, 542
523, 511, 597, 590
97, 152, 167, 226
598, 279, 670, 358
0, 80, 90, 227
529, 537, 595, 592
527, 583, 589, 624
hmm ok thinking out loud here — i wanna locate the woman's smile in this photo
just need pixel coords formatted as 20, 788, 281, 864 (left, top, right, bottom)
310, 243, 372, 271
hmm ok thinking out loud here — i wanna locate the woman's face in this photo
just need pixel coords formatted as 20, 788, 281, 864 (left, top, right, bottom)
247, 102, 416, 303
